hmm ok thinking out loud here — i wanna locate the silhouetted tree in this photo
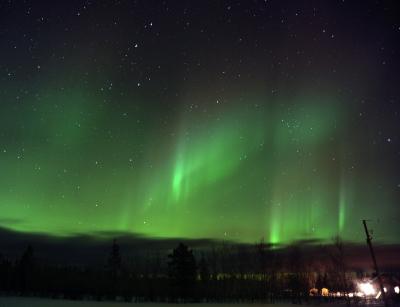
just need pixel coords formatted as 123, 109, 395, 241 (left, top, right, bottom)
287, 245, 309, 304
107, 239, 122, 299
198, 253, 210, 300
0, 254, 12, 292
108, 239, 122, 273
168, 243, 197, 301
199, 253, 209, 282
255, 238, 268, 300
329, 236, 351, 305
18, 245, 34, 295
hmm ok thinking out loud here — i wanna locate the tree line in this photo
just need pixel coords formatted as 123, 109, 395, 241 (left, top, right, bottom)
0, 237, 368, 303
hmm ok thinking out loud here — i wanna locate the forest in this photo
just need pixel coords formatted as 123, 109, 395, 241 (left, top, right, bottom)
0, 237, 382, 303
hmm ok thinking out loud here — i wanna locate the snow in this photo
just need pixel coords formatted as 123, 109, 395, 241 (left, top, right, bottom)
0, 297, 351, 307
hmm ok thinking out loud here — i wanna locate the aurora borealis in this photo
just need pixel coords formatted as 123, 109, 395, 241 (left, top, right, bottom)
1, 1, 399, 244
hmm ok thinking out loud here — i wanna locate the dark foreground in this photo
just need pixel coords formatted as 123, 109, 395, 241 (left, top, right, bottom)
0, 296, 385, 307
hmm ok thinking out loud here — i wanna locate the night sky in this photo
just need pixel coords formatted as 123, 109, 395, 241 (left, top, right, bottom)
1, 1, 399, 244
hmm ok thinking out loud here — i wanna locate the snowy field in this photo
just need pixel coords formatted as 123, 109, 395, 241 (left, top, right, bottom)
0, 297, 356, 307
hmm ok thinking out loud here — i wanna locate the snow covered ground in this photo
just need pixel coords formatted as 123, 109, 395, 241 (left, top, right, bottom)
0, 297, 354, 307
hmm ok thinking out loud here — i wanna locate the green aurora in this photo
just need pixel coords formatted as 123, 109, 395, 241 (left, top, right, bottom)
1, 1, 399, 245
1, 86, 397, 244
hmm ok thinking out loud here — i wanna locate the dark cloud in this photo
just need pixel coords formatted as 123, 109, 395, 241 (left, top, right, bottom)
0, 227, 223, 265
0, 227, 399, 271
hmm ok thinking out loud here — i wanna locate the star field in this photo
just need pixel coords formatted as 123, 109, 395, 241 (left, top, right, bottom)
0, 1, 399, 243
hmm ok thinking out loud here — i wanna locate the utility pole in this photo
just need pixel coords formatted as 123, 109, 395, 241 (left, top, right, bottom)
362, 220, 388, 307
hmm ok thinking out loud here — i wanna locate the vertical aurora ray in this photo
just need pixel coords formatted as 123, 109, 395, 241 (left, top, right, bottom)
337, 168, 356, 239
172, 158, 184, 202
266, 98, 343, 243
1, 88, 397, 244
169, 108, 267, 206
338, 173, 346, 234
269, 197, 282, 245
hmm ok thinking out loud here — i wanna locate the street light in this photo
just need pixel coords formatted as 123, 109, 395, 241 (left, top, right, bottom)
358, 282, 376, 296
